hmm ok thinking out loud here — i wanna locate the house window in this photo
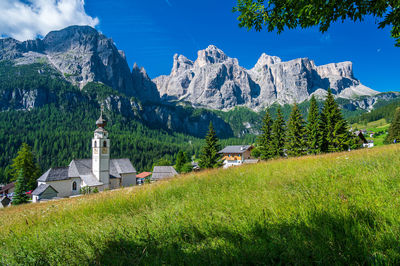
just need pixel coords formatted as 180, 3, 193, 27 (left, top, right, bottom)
72, 181, 77, 191
103, 141, 107, 147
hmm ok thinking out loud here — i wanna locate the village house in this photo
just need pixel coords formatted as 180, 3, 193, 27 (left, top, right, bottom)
32, 108, 137, 201
136, 172, 152, 185
151, 166, 178, 181
0, 182, 15, 197
354, 130, 374, 148
219, 145, 258, 168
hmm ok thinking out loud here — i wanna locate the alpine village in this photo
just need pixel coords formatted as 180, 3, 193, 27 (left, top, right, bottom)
1, 1, 400, 264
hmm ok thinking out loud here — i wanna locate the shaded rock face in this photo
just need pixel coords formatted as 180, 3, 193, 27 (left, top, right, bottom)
154, 45, 378, 110
0, 26, 159, 102
0, 88, 87, 111
131, 63, 160, 103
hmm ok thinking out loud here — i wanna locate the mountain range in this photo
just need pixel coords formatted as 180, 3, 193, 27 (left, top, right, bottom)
1, 25, 397, 114
154, 45, 379, 110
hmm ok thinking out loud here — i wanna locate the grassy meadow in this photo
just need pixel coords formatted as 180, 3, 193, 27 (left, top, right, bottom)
1, 145, 400, 264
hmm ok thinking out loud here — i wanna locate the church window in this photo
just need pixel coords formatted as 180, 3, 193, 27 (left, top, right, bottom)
94, 141, 97, 148
72, 181, 77, 191
103, 141, 107, 147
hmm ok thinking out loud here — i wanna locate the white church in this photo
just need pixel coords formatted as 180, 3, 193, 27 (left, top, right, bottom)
32, 108, 137, 202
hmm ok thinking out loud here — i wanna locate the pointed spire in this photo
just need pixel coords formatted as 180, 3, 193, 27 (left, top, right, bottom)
96, 104, 107, 128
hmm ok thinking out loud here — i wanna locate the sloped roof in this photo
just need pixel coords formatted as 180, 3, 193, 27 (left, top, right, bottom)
112, 159, 137, 174
32, 184, 58, 196
152, 166, 178, 180
136, 172, 152, 179
37, 167, 69, 182
0, 182, 15, 194
218, 145, 252, 154
38, 158, 136, 184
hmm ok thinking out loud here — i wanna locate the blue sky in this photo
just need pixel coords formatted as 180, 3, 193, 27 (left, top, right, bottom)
1, 0, 399, 92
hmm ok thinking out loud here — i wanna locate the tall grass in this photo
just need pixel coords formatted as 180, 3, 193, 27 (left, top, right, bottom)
1, 145, 400, 264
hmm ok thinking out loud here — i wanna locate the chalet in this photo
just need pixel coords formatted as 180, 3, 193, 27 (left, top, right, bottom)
0, 182, 15, 197
151, 166, 178, 181
354, 130, 374, 148
219, 145, 257, 168
33, 107, 137, 201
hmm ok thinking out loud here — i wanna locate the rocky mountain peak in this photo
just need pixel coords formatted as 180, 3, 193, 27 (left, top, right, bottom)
253, 53, 282, 69
194, 45, 229, 67
154, 45, 378, 110
171, 54, 193, 76
0, 25, 161, 102
316, 61, 354, 79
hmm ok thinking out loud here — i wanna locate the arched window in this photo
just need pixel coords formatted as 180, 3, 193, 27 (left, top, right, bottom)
94, 141, 97, 148
72, 181, 77, 191
103, 141, 107, 147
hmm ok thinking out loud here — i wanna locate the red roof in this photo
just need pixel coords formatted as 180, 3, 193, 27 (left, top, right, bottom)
136, 172, 152, 179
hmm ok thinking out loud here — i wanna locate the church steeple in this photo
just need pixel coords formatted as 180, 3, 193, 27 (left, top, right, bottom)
96, 104, 107, 128
92, 105, 110, 189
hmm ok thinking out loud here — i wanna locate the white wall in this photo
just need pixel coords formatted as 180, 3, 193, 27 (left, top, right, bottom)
121, 173, 136, 187
38, 178, 79, 198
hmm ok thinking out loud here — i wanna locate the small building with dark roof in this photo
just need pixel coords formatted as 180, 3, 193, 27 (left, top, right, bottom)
218, 145, 255, 168
35, 108, 137, 200
32, 184, 58, 202
151, 166, 178, 181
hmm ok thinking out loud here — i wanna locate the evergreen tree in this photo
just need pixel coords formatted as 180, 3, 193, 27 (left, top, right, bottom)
199, 122, 222, 169
258, 111, 273, 160
385, 107, 400, 144
271, 108, 286, 157
306, 95, 321, 154
320, 89, 351, 152
175, 150, 186, 173
285, 104, 307, 156
10, 143, 40, 190
12, 170, 30, 205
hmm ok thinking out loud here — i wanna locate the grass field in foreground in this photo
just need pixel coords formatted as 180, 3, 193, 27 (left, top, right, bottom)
1, 145, 400, 265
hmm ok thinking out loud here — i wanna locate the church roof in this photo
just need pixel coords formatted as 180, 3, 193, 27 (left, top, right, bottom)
32, 184, 58, 196
37, 167, 69, 182
37, 159, 136, 183
152, 166, 178, 180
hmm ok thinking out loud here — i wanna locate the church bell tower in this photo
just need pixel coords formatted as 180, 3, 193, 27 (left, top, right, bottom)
92, 105, 110, 189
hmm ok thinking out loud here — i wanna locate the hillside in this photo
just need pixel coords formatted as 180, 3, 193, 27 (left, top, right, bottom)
1, 145, 400, 264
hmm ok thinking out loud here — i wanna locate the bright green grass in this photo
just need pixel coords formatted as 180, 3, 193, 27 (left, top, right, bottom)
1, 145, 400, 265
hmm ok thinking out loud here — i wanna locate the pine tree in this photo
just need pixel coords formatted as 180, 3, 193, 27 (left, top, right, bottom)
320, 89, 351, 152
10, 143, 40, 190
175, 150, 186, 173
385, 107, 400, 144
12, 170, 30, 205
258, 111, 273, 160
306, 95, 321, 154
199, 122, 222, 169
285, 104, 307, 156
271, 107, 286, 157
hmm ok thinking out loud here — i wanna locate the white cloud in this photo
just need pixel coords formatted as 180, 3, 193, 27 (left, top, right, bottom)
0, 0, 99, 41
